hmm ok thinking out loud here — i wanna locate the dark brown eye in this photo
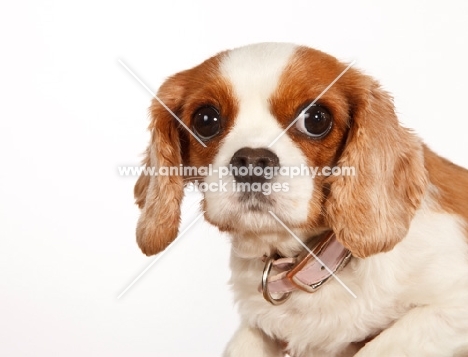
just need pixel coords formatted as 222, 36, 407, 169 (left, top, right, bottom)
192, 106, 221, 140
295, 104, 333, 138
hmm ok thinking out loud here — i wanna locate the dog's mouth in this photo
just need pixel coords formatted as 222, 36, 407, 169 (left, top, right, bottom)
238, 191, 273, 211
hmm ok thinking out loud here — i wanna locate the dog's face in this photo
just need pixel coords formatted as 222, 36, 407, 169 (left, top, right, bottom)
135, 43, 427, 258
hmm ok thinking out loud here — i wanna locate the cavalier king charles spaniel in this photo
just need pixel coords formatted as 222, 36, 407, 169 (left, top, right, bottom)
134, 43, 468, 357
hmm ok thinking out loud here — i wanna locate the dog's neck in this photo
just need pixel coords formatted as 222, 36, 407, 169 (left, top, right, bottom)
229, 227, 330, 260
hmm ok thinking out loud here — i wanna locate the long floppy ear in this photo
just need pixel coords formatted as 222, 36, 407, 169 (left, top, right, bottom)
326, 78, 427, 258
134, 77, 186, 256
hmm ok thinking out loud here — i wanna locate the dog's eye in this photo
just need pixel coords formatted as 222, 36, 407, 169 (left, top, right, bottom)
192, 106, 221, 140
295, 105, 333, 138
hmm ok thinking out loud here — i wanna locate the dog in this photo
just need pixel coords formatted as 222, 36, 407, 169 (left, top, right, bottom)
134, 43, 468, 356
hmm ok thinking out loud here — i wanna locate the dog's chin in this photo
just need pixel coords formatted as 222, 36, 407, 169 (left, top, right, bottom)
203, 191, 310, 236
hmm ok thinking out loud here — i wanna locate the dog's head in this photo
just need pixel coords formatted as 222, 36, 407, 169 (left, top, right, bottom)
135, 43, 427, 258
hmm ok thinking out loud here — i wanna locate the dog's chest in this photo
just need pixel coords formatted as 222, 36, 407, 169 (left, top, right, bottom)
231, 256, 407, 355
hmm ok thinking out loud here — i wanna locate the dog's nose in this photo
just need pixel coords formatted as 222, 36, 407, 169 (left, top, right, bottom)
229, 147, 280, 183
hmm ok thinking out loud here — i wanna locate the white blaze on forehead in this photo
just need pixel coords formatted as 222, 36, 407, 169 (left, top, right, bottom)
220, 44, 296, 146
220, 43, 297, 106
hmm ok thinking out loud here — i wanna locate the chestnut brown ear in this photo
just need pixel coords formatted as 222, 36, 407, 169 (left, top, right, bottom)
326, 78, 427, 258
134, 77, 186, 256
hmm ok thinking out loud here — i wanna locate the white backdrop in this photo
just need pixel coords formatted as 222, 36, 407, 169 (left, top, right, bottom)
1, 1, 468, 356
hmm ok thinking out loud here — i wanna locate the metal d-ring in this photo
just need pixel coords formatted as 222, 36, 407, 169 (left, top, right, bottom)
261, 256, 291, 305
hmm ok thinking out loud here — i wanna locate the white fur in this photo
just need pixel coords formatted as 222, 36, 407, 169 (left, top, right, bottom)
223, 323, 284, 357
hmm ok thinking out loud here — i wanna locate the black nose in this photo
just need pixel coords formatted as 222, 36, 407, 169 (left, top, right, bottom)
229, 147, 280, 183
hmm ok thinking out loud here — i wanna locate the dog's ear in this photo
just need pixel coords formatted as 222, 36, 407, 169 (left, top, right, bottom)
326, 77, 427, 258
134, 75, 187, 256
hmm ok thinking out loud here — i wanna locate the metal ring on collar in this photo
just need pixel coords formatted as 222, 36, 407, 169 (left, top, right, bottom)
261, 256, 291, 305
